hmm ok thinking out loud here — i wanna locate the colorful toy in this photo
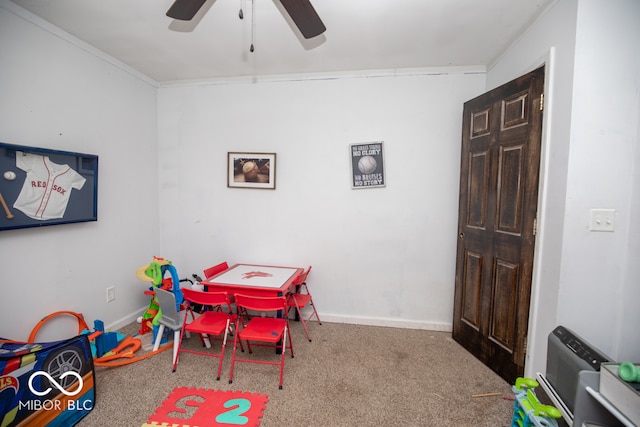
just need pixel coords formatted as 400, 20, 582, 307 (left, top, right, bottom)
135, 256, 185, 341
28, 311, 126, 359
0, 335, 95, 427
511, 377, 561, 427
619, 362, 640, 382
20, 309, 173, 371
95, 337, 141, 363
28, 311, 94, 343
86, 319, 128, 358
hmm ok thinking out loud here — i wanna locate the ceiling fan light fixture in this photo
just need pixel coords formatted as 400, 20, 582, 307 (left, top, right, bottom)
249, 0, 255, 52
166, 0, 208, 20
165, 0, 326, 40
279, 0, 326, 39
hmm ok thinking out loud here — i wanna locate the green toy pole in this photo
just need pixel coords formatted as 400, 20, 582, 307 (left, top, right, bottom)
619, 362, 640, 382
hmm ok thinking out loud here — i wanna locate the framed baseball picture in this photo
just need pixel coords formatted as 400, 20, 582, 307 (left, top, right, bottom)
0, 141, 98, 231
227, 152, 276, 189
350, 142, 385, 189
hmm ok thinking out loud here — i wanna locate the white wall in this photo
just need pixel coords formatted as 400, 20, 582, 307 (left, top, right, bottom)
157, 71, 485, 329
5, 0, 637, 382
559, 0, 640, 361
488, 0, 640, 376
0, 7, 159, 341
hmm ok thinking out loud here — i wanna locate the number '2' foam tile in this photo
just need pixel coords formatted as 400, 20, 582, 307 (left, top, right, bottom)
147, 387, 268, 427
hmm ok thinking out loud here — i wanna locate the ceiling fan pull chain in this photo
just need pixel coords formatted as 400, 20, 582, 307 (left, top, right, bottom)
239, 0, 244, 19
250, 0, 255, 52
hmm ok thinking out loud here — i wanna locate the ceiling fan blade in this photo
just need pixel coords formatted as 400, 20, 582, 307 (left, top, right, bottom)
279, 0, 326, 39
166, 0, 208, 20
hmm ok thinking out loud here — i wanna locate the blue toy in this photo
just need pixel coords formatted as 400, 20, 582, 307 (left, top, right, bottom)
84, 319, 127, 358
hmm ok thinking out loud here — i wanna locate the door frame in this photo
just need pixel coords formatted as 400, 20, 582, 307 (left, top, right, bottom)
513, 50, 558, 378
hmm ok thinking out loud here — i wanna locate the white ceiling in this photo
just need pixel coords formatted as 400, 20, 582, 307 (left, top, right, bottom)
5, 0, 554, 84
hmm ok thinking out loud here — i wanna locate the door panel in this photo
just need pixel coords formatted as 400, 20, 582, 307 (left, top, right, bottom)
461, 250, 483, 329
453, 66, 544, 383
467, 150, 489, 227
490, 257, 518, 349
496, 144, 525, 233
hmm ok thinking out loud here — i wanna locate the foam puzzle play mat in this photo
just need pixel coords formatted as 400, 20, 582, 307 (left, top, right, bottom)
143, 387, 268, 427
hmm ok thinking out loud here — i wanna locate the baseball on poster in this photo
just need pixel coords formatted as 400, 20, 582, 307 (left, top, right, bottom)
350, 142, 385, 189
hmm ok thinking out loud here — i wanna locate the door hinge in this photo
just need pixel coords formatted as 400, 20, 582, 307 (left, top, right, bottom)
533, 218, 537, 236
540, 93, 544, 111
523, 335, 528, 353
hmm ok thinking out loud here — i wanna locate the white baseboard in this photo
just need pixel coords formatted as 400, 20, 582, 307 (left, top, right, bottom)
105, 305, 148, 332
309, 313, 453, 332
109, 307, 453, 334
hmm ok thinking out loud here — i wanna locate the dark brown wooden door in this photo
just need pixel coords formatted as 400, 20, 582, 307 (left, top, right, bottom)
453, 66, 544, 383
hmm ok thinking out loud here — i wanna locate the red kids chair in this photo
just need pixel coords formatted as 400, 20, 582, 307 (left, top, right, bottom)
203, 261, 229, 280
176, 288, 236, 380
286, 266, 321, 341
229, 294, 294, 389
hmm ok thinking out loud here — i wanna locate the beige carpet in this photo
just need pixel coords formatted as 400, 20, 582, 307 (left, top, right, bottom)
79, 321, 515, 426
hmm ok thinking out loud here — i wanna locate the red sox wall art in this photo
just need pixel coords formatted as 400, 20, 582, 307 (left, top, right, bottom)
0, 142, 98, 231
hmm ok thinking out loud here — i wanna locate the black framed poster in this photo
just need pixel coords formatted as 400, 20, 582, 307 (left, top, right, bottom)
350, 141, 385, 189
0, 142, 98, 231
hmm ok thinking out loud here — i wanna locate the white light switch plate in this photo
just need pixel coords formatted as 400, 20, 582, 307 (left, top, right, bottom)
589, 209, 615, 232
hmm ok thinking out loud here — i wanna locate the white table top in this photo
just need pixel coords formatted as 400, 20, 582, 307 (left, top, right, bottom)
205, 264, 300, 289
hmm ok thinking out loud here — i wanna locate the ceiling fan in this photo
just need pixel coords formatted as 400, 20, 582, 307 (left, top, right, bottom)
166, 0, 327, 39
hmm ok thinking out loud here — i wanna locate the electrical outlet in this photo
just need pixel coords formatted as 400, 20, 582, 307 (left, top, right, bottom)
589, 208, 615, 232
106, 286, 116, 302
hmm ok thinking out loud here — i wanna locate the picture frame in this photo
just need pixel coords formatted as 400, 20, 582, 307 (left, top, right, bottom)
0, 141, 98, 231
350, 142, 385, 189
227, 152, 276, 189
